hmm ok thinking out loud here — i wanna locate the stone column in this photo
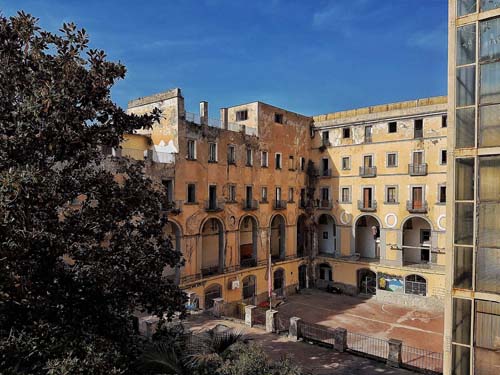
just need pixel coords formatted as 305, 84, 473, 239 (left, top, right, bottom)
212, 297, 224, 318
199, 101, 208, 125
289, 317, 301, 341
265, 310, 277, 333
220, 108, 228, 129
334, 328, 347, 352
387, 338, 403, 367
245, 305, 257, 327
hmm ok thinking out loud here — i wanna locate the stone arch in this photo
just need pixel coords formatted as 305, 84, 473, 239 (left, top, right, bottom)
239, 215, 258, 268
317, 213, 337, 256
353, 214, 382, 259
270, 214, 286, 261
357, 268, 377, 295
201, 217, 224, 276
404, 274, 427, 296
204, 283, 222, 309
401, 216, 433, 266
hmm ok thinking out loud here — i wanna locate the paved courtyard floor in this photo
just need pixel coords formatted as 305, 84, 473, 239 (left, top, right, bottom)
275, 289, 444, 353
186, 313, 417, 375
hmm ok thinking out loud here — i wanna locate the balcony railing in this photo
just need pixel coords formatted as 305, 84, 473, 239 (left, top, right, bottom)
162, 200, 183, 214
359, 166, 377, 177
317, 199, 333, 210
321, 139, 331, 147
408, 163, 428, 176
200, 265, 221, 277
406, 200, 428, 213
204, 199, 225, 212
321, 169, 332, 178
242, 199, 259, 210
365, 135, 372, 143
358, 199, 377, 212
273, 200, 287, 210
240, 258, 257, 268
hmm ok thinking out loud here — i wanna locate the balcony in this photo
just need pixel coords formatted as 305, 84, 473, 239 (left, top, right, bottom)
163, 200, 183, 215
408, 163, 428, 176
200, 265, 221, 277
242, 199, 259, 211
317, 199, 333, 210
240, 258, 257, 268
359, 166, 377, 177
406, 200, 428, 213
273, 200, 287, 210
365, 135, 372, 143
358, 199, 377, 212
320, 169, 332, 178
204, 199, 225, 212
321, 139, 331, 147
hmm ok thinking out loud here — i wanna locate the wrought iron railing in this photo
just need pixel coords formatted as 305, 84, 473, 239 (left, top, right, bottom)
359, 166, 377, 177
321, 168, 332, 177
298, 320, 335, 346
401, 344, 443, 373
347, 331, 389, 360
317, 199, 333, 209
204, 199, 225, 212
408, 163, 428, 176
357, 199, 377, 212
273, 200, 287, 210
240, 258, 257, 268
406, 200, 428, 213
242, 199, 259, 210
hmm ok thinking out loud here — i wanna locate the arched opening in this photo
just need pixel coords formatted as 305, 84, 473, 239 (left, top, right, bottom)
357, 269, 377, 295
402, 217, 432, 266
297, 215, 308, 257
355, 215, 380, 259
270, 215, 286, 261
298, 264, 308, 289
273, 268, 285, 296
242, 275, 257, 304
163, 221, 181, 283
317, 262, 333, 288
318, 214, 336, 256
201, 218, 224, 276
239, 216, 257, 268
405, 274, 427, 296
204, 284, 222, 309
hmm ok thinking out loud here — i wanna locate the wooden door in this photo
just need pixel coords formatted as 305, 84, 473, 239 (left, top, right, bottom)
412, 187, 423, 208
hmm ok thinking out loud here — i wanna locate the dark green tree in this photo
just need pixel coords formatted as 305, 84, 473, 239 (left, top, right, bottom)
0, 11, 186, 374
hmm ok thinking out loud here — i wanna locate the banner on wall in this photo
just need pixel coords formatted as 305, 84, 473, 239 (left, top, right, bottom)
377, 272, 404, 293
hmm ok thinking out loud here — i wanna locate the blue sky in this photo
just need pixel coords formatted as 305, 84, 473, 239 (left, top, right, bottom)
1, 0, 448, 116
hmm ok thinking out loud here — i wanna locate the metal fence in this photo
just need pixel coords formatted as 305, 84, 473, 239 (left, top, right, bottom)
346, 331, 389, 360
253, 307, 267, 326
298, 320, 335, 346
402, 344, 443, 374
222, 302, 245, 321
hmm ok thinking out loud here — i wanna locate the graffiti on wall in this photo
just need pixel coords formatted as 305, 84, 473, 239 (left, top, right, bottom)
377, 272, 404, 293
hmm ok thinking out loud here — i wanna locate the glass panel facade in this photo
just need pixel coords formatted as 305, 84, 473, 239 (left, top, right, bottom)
456, 107, 476, 148
458, 0, 477, 16
453, 298, 472, 344
457, 24, 477, 65
479, 104, 500, 146
454, 247, 473, 289
480, 17, 500, 61
457, 66, 476, 106
455, 203, 475, 245
474, 300, 500, 373
480, 61, 500, 104
481, 0, 500, 11
452, 344, 470, 375
455, 158, 475, 200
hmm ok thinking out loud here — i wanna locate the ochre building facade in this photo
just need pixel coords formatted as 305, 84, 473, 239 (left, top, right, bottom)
122, 88, 449, 312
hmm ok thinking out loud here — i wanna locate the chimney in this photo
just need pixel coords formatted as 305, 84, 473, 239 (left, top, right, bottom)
200, 101, 208, 125
220, 108, 228, 130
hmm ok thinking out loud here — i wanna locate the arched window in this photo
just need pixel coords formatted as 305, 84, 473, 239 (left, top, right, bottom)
204, 284, 222, 309
405, 274, 427, 296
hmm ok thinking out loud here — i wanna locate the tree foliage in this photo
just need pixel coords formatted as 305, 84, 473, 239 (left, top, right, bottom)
0, 12, 185, 374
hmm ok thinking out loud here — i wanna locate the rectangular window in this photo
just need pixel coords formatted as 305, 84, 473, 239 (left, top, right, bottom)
452, 344, 470, 375
208, 142, 217, 162
480, 17, 500, 62
236, 110, 248, 121
479, 104, 500, 147
320, 187, 329, 201
364, 126, 372, 143
454, 246, 473, 289
440, 150, 447, 165
457, 24, 476, 66
187, 140, 196, 160
456, 107, 476, 148
246, 148, 253, 166
455, 158, 475, 200
442, 115, 448, 128
227, 145, 236, 164
457, 65, 476, 107
288, 155, 295, 170
187, 184, 196, 203
481, 0, 500, 11
439, 185, 447, 203
474, 300, 500, 374
275, 187, 282, 201
342, 156, 351, 170
388, 121, 397, 133
452, 298, 472, 345
275, 153, 282, 169
322, 131, 330, 146
261, 151, 268, 167
288, 187, 294, 202
343, 127, 351, 138
274, 113, 283, 124
363, 155, 373, 168
341, 187, 351, 203
457, 0, 476, 16
414, 119, 423, 138
261, 187, 268, 202
228, 184, 236, 202
386, 186, 397, 203
387, 152, 398, 167
299, 157, 305, 171
480, 61, 500, 105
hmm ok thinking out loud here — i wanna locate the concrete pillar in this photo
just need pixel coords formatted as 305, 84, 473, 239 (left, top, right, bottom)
200, 101, 208, 125
220, 108, 228, 130
245, 305, 256, 327
334, 328, 347, 352
387, 338, 403, 367
265, 310, 277, 333
213, 297, 224, 318
395, 231, 403, 265
289, 317, 301, 340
